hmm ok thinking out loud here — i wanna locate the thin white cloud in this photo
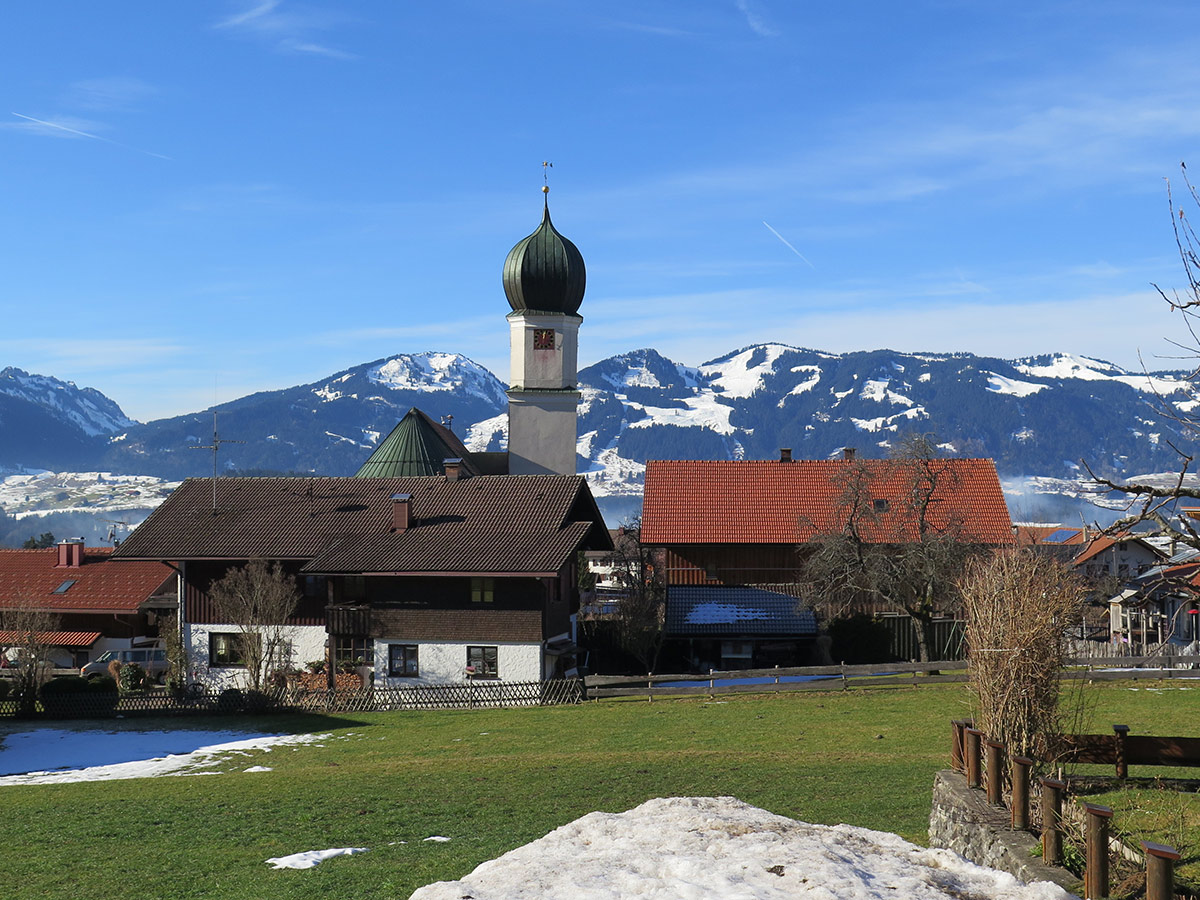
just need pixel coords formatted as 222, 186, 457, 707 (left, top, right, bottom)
734, 0, 778, 37
215, 0, 357, 59
8, 112, 171, 160
64, 76, 156, 112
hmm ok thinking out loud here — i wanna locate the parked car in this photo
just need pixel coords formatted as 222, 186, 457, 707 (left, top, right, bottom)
80, 648, 168, 680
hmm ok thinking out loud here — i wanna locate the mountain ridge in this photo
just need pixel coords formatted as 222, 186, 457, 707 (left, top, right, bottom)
2, 346, 1195, 511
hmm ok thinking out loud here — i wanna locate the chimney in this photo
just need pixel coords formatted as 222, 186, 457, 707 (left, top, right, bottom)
779, 448, 792, 463
843, 447, 857, 460
57, 538, 85, 568
443, 457, 464, 482
390, 493, 413, 532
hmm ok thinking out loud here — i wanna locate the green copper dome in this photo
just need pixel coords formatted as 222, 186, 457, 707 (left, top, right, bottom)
356, 408, 476, 478
503, 198, 586, 315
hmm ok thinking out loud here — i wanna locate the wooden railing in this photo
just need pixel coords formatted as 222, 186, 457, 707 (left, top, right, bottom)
585, 654, 1200, 699
0, 679, 585, 719
950, 720, 1194, 899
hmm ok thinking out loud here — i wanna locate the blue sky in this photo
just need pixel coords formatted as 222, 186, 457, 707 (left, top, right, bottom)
3, 1, 1199, 421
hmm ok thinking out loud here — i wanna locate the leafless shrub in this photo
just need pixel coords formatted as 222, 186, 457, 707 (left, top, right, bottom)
208, 559, 300, 692
962, 550, 1086, 756
0, 599, 60, 717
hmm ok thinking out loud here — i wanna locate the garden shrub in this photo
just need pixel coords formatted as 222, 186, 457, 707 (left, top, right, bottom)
118, 662, 150, 693
217, 688, 244, 712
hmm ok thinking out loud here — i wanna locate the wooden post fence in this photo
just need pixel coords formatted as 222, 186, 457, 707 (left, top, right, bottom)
1083, 802, 1113, 900
1142, 841, 1179, 900
985, 739, 1004, 806
1113, 724, 1129, 780
951, 720, 967, 772
1011, 756, 1032, 830
1040, 777, 1066, 866
965, 728, 983, 789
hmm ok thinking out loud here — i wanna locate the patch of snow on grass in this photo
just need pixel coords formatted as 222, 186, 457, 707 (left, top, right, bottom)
0, 728, 327, 785
700, 344, 790, 398
1015, 354, 1187, 395
986, 373, 1048, 397
409, 796, 1072, 900
851, 407, 927, 433
778, 367, 821, 407
919, 372, 931, 382
629, 393, 735, 434
267, 847, 368, 870
860, 379, 914, 406
464, 413, 507, 452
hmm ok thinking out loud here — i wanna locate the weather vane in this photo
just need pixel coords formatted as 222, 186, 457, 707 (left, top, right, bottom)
542, 160, 552, 194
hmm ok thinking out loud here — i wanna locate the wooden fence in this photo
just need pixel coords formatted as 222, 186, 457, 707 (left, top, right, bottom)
584, 655, 1200, 699
0, 679, 585, 720
951, 720, 1197, 899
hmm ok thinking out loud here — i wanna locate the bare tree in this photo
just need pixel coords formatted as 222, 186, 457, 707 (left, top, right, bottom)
961, 549, 1086, 756
1086, 164, 1200, 545
208, 560, 300, 692
0, 600, 60, 717
801, 441, 988, 662
609, 519, 667, 674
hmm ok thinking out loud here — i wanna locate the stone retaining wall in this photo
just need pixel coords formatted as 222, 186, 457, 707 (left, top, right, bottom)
929, 770, 1081, 897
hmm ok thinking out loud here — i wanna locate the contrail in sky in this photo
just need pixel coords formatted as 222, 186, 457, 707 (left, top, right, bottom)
11, 112, 171, 160
762, 221, 815, 269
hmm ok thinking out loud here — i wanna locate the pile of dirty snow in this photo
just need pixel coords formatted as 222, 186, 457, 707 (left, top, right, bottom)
409, 797, 1073, 900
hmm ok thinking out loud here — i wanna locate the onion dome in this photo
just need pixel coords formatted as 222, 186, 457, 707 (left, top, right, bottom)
503, 190, 586, 314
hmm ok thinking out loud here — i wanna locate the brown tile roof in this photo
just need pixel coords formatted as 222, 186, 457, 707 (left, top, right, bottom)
0, 630, 102, 648
0, 548, 173, 614
371, 608, 542, 642
642, 458, 1013, 545
113, 475, 610, 574
1070, 533, 1162, 566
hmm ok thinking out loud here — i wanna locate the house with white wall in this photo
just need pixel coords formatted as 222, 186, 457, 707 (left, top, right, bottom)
111, 470, 610, 688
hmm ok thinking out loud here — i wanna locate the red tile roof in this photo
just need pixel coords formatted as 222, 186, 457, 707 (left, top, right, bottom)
642, 458, 1013, 545
0, 548, 173, 614
0, 630, 102, 648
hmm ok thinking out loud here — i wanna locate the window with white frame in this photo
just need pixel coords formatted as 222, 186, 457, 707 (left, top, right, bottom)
466, 645, 498, 679
388, 644, 419, 677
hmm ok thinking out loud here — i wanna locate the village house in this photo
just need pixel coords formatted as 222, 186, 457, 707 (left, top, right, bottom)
110, 472, 609, 686
0, 539, 174, 669
640, 449, 1014, 670
110, 190, 612, 688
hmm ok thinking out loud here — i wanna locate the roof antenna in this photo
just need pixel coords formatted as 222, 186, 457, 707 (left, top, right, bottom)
189, 411, 245, 515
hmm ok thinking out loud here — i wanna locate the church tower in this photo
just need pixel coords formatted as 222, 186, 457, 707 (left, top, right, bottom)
502, 187, 585, 476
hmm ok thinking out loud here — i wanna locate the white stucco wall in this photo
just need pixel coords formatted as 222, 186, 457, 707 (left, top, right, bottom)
373, 639, 543, 686
186, 623, 326, 689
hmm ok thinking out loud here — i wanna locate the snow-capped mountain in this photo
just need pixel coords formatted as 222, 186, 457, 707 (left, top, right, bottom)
95, 351, 509, 480
0, 367, 137, 472
4, 345, 1199, 529
571, 345, 1200, 508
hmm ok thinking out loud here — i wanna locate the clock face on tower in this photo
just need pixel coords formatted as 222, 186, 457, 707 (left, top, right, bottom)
533, 328, 556, 350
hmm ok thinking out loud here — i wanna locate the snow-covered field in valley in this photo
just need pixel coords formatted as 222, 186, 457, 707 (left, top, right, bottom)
409, 796, 1073, 900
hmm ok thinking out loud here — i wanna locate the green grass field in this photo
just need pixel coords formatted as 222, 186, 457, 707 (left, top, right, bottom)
1, 680, 1196, 900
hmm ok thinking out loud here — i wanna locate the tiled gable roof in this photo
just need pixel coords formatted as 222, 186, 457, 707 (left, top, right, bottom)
113, 475, 610, 574
0, 549, 173, 613
642, 458, 1012, 545
1071, 534, 1162, 566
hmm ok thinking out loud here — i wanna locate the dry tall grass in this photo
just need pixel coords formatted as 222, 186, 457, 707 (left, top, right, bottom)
961, 549, 1086, 756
